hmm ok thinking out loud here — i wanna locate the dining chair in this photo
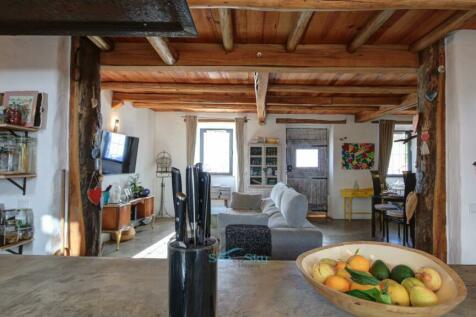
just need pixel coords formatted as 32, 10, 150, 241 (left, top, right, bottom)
370, 171, 398, 239
383, 172, 416, 246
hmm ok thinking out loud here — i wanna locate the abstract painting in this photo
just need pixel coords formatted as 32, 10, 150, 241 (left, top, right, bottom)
342, 143, 375, 170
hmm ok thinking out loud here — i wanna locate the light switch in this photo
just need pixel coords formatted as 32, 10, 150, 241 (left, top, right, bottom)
469, 203, 476, 215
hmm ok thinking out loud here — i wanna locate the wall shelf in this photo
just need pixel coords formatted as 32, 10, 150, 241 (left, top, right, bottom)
0, 238, 33, 255
0, 173, 36, 195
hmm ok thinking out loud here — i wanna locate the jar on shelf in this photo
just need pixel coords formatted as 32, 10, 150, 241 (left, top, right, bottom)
17, 136, 30, 173
0, 134, 8, 173
27, 137, 37, 174
6, 135, 20, 173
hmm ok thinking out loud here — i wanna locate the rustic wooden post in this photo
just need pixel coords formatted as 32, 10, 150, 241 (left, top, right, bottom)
415, 40, 447, 262
68, 37, 103, 256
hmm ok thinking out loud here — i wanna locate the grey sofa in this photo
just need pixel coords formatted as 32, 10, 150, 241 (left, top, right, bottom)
217, 183, 323, 260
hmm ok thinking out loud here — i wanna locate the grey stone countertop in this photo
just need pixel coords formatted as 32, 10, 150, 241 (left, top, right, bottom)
0, 255, 474, 316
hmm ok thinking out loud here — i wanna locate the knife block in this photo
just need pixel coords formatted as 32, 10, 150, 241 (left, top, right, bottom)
168, 237, 218, 317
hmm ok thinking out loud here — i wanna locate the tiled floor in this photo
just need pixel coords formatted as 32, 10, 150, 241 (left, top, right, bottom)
102, 217, 410, 258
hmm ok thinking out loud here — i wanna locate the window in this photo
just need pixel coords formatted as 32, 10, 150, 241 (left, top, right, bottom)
200, 128, 233, 175
295, 149, 319, 168
387, 131, 412, 176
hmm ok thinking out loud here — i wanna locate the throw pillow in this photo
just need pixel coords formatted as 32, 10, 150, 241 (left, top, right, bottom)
230, 192, 262, 211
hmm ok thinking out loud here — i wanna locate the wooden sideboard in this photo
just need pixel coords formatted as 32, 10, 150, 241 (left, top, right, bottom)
102, 196, 155, 251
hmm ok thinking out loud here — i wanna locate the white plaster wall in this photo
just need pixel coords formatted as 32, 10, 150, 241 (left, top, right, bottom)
154, 112, 393, 219
0, 36, 70, 255
100, 91, 157, 214
445, 30, 476, 264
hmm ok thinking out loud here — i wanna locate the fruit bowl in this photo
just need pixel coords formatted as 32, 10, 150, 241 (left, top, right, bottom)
296, 241, 467, 317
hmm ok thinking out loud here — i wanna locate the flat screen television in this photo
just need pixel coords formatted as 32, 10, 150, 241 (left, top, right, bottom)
101, 131, 139, 175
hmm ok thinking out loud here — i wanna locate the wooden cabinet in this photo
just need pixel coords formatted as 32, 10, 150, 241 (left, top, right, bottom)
102, 204, 131, 231
248, 143, 281, 190
137, 196, 154, 219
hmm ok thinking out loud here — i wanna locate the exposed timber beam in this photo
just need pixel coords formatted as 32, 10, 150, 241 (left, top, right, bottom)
276, 118, 347, 124
347, 10, 396, 53
87, 36, 113, 51
112, 92, 401, 107
188, 0, 476, 11
254, 72, 270, 124
219, 8, 234, 52
101, 43, 418, 74
133, 103, 373, 115
355, 94, 418, 122
101, 82, 416, 95
410, 10, 476, 52
145, 37, 177, 65
286, 11, 314, 52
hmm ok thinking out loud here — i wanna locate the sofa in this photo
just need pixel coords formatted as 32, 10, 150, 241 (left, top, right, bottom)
217, 183, 323, 260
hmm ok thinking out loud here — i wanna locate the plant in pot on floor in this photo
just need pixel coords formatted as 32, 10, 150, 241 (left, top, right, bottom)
128, 174, 150, 198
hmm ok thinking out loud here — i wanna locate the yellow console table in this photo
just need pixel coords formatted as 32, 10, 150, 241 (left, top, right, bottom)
340, 188, 373, 221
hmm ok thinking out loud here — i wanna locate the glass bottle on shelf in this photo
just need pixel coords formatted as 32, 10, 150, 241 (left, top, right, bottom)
6, 135, 20, 173
17, 136, 32, 173
28, 137, 37, 174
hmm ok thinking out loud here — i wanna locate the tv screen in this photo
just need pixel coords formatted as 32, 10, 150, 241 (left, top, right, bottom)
101, 131, 139, 175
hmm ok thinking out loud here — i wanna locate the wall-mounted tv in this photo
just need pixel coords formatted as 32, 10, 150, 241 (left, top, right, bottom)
101, 131, 139, 175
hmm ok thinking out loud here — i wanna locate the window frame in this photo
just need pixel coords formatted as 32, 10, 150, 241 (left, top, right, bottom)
199, 128, 234, 176
386, 130, 413, 178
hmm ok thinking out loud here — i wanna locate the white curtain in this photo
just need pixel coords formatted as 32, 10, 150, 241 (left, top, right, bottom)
235, 117, 246, 192
185, 115, 197, 165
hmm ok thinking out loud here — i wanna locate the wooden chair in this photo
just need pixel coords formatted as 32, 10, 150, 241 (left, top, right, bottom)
370, 171, 398, 238
384, 172, 416, 246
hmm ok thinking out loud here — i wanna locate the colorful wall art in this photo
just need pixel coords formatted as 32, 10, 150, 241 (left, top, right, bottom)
342, 143, 375, 170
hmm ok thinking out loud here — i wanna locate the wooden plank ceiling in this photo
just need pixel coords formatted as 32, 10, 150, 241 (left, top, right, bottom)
99, 3, 476, 123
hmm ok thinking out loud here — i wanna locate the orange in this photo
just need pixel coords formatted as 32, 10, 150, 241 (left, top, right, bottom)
347, 255, 371, 272
350, 282, 379, 291
336, 261, 347, 271
325, 275, 351, 292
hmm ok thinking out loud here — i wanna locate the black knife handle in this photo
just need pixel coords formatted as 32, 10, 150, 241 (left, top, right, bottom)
175, 192, 188, 243
171, 167, 183, 239
186, 166, 200, 245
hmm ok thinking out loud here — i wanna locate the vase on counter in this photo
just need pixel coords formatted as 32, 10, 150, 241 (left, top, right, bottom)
109, 184, 122, 204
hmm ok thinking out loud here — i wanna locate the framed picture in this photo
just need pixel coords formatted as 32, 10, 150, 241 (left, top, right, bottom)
2, 91, 39, 127
342, 143, 375, 170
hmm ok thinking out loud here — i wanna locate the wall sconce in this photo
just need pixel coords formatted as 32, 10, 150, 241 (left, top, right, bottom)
113, 119, 120, 133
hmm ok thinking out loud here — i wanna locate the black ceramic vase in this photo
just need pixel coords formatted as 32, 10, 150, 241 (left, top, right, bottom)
168, 237, 218, 317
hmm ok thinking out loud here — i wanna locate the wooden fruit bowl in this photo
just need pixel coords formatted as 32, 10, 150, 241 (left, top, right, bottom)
296, 242, 467, 317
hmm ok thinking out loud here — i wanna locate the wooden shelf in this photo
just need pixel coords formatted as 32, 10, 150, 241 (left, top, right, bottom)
0, 173, 36, 179
0, 238, 33, 251
0, 124, 39, 133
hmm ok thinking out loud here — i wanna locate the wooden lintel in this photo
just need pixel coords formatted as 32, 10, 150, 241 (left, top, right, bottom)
276, 118, 347, 124
219, 8, 234, 52
286, 11, 313, 52
101, 43, 418, 72
113, 92, 401, 107
355, 94, 418, 122
188, 0, 476, 11
87, 36, 113, 51
410, 10, 476, 52
101, 82, 416, 95
347, 10, 396, 53
146, 37, 178, 65
111, 100, 124, 109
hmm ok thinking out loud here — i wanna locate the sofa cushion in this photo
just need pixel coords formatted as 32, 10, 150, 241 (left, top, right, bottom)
280, 189, 308, 227
260, 197, 275, 211
230, 192, 262, 211
262, 205, 280, 217
268, 213, 291, 228
270, 183, 287, 208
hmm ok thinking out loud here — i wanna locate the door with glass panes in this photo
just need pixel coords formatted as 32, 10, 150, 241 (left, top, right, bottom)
286, 128, 328, 211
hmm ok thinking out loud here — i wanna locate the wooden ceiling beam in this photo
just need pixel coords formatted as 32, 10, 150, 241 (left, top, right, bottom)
254, 72, 270, 124
410, 10, 476, 52
101, 82, 416, 95
87, 36, 113, 51
101, 42, 418, 74
112, 92, 401, 107
286, 11, 314, 52
188, 0, 476, 11
219, 8, 234, 52
276, 118, 347, 124
268, 106, 372, 114
145, 37, 178, 65
347, 10, 396, 53
354, 94, 418, 122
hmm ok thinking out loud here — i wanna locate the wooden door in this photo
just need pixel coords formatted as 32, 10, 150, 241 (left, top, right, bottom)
286, 128, 328, 211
